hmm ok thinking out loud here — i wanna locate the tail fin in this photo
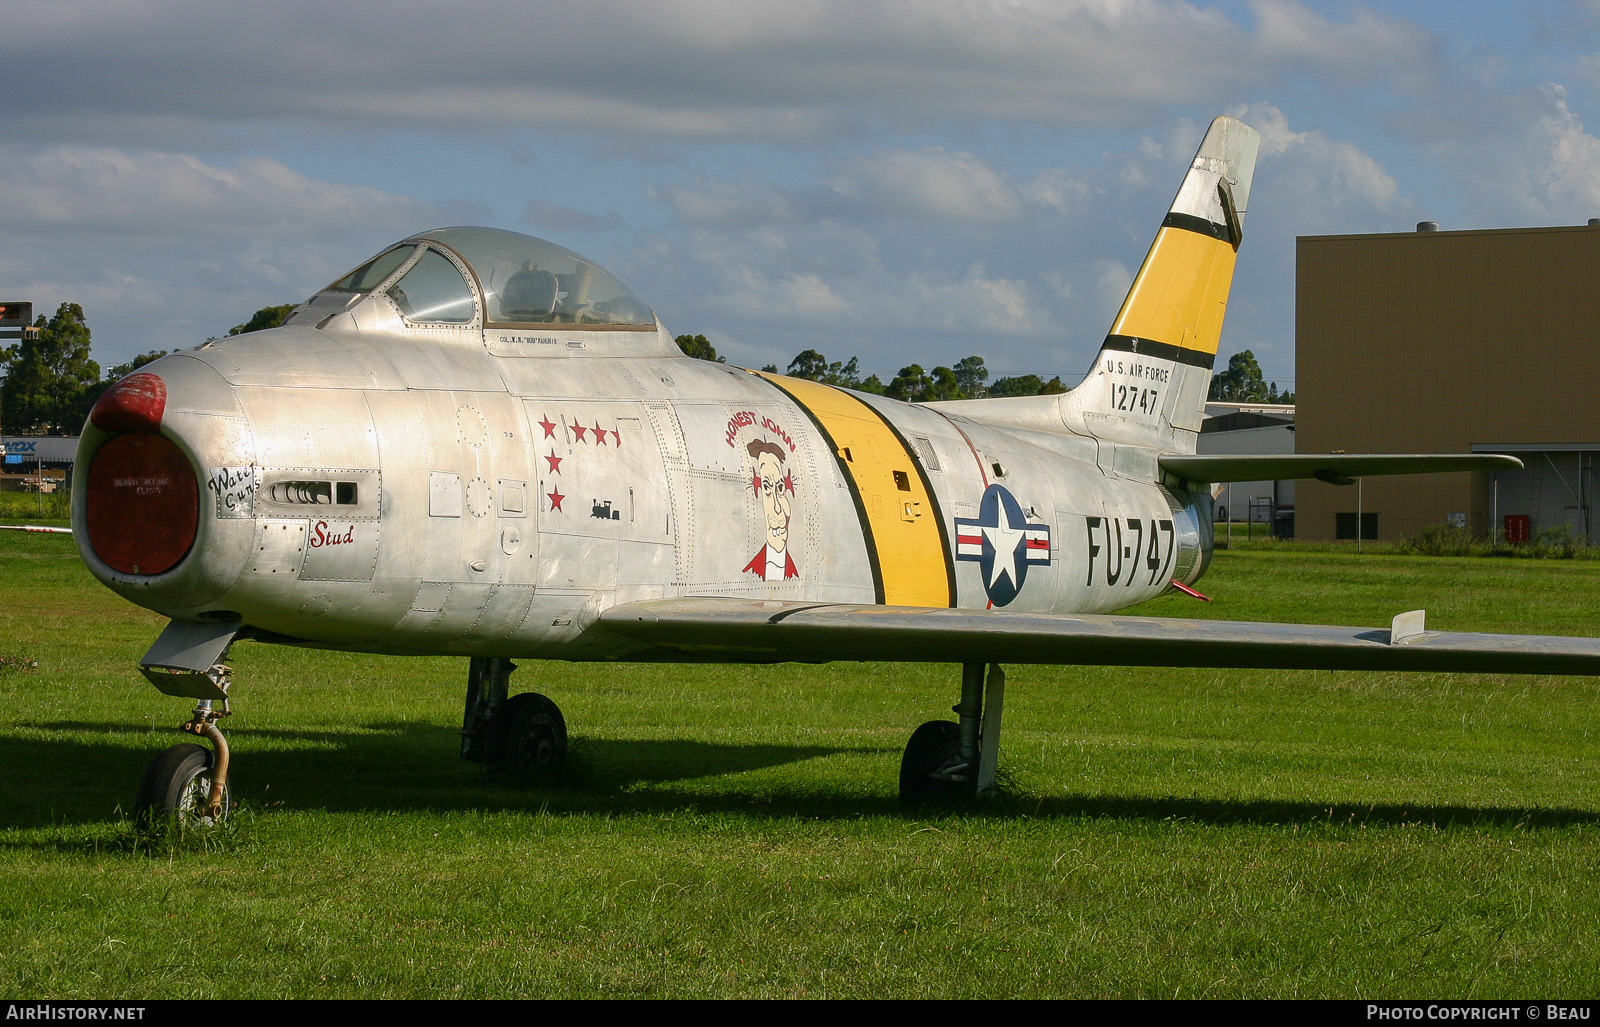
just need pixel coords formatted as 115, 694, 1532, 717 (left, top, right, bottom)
1072, 115, 1259, 449
925, 116, 1259, 451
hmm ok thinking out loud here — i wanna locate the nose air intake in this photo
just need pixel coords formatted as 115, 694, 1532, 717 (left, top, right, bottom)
84, 374, 200, 576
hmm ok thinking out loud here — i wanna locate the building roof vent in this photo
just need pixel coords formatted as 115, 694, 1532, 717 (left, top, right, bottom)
1417, 221, 1439, 232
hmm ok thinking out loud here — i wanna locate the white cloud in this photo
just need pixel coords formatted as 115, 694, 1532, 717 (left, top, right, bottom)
1249, 0, 1439, 90
1363, 81, 1600, 227
1508, 85, 1600, 216
838, 149, 1024, 222
656, 179, 817, 226
0, 146, 449, 241
698, 327, 792, 371
1022, 170, 1097, 215
1094, 259, 1135, 318
1230, 103, 1402, 223
0, 145, 467, 363
662, 149, 1101, 227
0, 1, 1442, 143
630, 220, 1052, 340
523, 199, 624, 232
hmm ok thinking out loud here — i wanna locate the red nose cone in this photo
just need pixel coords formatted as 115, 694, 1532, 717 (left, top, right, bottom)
90, 372, 166, 433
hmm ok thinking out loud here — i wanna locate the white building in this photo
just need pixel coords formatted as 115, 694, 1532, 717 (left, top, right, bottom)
1197, 404, 1295, 535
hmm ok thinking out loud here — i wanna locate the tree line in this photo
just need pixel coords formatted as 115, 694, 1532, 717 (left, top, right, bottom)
675, 335, 1069, 401
0, 303, 294, 435
1207, 349, 1293, 404
678, 335, 1292, 404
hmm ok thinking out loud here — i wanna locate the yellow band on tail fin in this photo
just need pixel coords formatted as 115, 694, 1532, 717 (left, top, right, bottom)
1105, 115, 1259, 370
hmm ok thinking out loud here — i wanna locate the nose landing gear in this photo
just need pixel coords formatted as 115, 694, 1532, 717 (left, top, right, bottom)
136, 700, 232, 828
134, 619, 241, 829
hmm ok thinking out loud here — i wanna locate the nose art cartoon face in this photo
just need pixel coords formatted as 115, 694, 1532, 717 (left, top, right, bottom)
743, 439, 798, 581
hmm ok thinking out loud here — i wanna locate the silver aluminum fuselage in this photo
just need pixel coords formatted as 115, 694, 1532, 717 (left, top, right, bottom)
75, 291, 1210, 661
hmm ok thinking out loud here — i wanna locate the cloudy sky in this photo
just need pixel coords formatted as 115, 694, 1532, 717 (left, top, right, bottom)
5, 1, 1600, 388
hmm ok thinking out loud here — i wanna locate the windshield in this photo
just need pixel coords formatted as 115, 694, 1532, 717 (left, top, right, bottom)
414, 227, 653, 327
325, 245, 416, 292
386, 249, 475, 323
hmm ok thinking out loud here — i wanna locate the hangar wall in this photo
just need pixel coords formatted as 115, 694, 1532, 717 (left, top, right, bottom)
1295, 224, 1600, 542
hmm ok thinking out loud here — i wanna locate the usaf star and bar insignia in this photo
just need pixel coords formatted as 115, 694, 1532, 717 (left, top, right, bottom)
954, 484, 1051, 607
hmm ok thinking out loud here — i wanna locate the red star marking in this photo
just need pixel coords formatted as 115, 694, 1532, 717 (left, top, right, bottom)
537, 415, 556, 439
593, 422, 608, 446
751, 471, 762, 497
545, 452, 562, 474
547, 488, 565, 512
783, 472, 795, 495
611, 429, 622, 447
572, 422, 588, 443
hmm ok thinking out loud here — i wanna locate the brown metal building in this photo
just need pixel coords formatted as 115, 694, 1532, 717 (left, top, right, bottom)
1296, 224, 1600, 542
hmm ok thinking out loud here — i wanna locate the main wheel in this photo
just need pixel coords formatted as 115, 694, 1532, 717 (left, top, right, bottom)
488, 692, 568, 775
135, 743, 229, 828
899, 720, 971, 806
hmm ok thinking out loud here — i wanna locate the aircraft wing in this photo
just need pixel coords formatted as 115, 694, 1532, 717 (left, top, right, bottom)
598, 598, 1600, 676
1158, 453, 1522, 485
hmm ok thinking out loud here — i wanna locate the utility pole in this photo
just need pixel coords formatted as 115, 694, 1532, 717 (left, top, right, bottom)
1491, 475, 1499, 551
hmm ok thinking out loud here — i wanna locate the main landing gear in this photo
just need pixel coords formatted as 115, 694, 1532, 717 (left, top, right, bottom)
899, 662, 1006, 806
460, 657, 568, 776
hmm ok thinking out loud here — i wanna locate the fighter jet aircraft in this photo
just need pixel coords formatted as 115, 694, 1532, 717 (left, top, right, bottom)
71, 116, 1600, 824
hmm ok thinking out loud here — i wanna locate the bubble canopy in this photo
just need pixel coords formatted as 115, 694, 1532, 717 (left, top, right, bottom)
326, 227, 655, 328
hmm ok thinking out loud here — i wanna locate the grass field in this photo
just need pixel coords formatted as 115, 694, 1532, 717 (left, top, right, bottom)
0, 491, 70, 522
3, 526, 1599, 998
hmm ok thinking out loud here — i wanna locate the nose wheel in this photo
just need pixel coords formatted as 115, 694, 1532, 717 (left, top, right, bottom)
135, 697, 233, 829
135, 741, 230, 829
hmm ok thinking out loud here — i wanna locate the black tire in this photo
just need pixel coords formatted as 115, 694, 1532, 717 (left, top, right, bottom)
488, 692, 568, 774
135, 743, 229, 828
899, 720, 971, 807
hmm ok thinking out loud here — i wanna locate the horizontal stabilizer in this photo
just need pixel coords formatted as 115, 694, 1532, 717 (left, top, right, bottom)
600, 598, 1600, 676
1159, 453, 1523, 485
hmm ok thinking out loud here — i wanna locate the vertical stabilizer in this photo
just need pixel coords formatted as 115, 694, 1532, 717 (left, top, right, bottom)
925, 116, 1259, 454
1074, 116, 1259, 449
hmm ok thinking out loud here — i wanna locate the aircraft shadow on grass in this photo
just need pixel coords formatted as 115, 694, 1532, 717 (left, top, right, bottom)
5, 721, 1596, 833
5, 720, 869, 826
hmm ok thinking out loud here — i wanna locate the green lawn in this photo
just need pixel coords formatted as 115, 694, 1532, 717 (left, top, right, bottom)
3, 530, 1598, 998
